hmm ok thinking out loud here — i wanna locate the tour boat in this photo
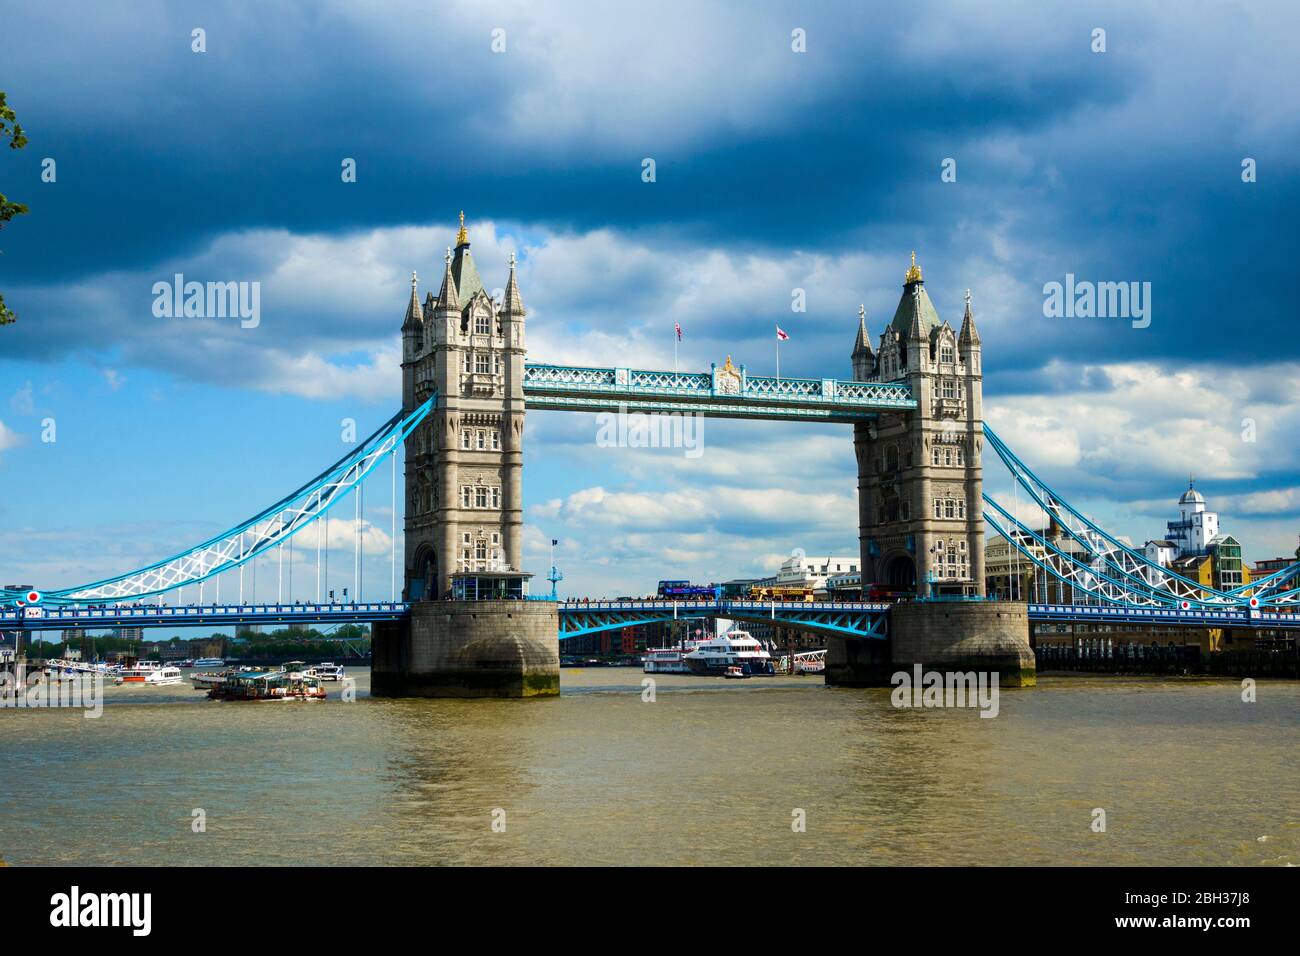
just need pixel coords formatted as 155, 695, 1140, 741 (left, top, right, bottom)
308, 662, 346, 681
114, 662, 185, 685
682, 630, 774, 676
192, 657, 225, 668
207, 670, 327, 702
642, 640, 704, 674
190, 670, 229, 690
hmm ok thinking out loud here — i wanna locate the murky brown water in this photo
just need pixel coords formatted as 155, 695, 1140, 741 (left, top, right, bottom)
1, 669, 1296, 866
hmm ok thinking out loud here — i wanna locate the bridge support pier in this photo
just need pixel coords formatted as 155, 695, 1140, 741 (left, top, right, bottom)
371, 601, 560, 698
826, 601, 1035, 688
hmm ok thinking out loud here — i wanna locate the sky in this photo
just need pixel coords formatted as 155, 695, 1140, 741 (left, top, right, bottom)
1, 0, 1298, 605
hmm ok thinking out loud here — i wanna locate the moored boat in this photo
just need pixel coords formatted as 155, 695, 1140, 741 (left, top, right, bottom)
115, 662, 184, 685
307, 662, 345, 681
207, 670, 327, 701
682, 630, 775, 676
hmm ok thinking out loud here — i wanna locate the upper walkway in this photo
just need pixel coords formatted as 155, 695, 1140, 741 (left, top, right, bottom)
522, 362, 915, 422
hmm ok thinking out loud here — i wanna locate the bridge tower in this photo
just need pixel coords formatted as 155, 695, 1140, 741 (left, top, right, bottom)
376, 213, 558, 699
851, 253, 986, 598
401, 213, 526, 600
832, 254, 1033, 688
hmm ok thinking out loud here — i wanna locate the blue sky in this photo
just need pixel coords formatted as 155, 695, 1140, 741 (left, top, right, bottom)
1, 0, 1298, 604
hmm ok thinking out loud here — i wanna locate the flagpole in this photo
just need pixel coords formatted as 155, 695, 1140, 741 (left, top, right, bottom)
776, 336, 780, 382
674, 334, 678, 373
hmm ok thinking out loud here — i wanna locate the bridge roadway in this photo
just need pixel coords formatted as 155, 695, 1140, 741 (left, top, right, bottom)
3, 599, 1295, 637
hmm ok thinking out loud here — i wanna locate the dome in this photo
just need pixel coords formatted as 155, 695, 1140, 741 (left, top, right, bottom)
1179, 483, 1205, 506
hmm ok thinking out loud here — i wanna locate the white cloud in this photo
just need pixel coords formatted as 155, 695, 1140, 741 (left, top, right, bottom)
0, 419, 23, 453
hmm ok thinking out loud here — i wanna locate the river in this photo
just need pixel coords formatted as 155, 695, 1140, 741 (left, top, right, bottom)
1, 669, 1295, 866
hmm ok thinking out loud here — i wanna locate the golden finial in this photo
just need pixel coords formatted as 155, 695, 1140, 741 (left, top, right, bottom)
455, 210, 468, 246
904, 250, 923, 284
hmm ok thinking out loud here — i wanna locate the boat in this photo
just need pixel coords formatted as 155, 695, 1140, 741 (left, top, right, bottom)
192, 657, 225, 668
307, 662, 345, 681
207, 670, 327, 702
642, 640, 702, 674
42, 658, 111, 679
723, 665, 749, 679
115, 662, 185, 685
682, 630, 775, 676
190, 670, 229, 690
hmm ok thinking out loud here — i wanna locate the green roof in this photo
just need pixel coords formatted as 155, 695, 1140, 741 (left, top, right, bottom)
890, 281, 941, 337
451, 243, 485, 307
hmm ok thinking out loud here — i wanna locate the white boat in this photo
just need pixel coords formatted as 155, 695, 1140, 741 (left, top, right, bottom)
43, 658, 111, 679
192, 657, 225, 668
115, 662, 185, 685
307, 662, 345, 681
190, 670, 229, 689
642, 642, 700, 674
683, 630, 774, 676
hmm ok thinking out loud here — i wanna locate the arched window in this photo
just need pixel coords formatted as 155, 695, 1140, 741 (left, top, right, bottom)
941, 344, 954, 364
474, 313, 491, 335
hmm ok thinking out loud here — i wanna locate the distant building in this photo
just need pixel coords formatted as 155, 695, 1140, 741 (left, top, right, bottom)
984, 525, 1107, 602
1170, 534, 1252, 592
751, 553, 860, 595
113, 627, 144, 642
1163, 482, 1218, 557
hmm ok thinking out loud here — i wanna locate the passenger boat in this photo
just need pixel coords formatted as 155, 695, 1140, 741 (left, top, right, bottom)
193, 657, 225, 668
307, 662, 346, 681
115, 662, 185, 685
207, 670, 327, 701
42, 658, 111, 679
723, 665, 749, 679
682, 630, 775, 676
642, 640, 703, 674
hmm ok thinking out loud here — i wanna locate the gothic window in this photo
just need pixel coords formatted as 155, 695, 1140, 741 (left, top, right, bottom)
476, 430, 486, 450
957, 381, 964, 399
475, 487, 488, 508
475, 313, 491, 335
475, 541, 487, 562
941, 344, 954, 364
461, 487, 471, 508
463, 353, 472, 372
933, 498, 942, 519
475, 354, 491, 374
463, 533, 471, 545
958, 500, 966, 519
491, 547, 501, 566
494, 356, 502, 374
944, 448, 953, 466
956, 447, 965, 466
944, 499, 956, 519
491, 430, 501, 450
942, 379, 956, 399
490, 488, 500, 509
461, 429, 471, 450
491, 532, 500, 545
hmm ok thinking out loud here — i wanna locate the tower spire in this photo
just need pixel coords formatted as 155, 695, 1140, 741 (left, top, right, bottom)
959, 288, 981, 346
455, 210, 469, 247
904, 250, 923, 284
402, 269, 423, 330
436, 246, 460, 311
501, 251, 526, 317
853, 304, 872, 354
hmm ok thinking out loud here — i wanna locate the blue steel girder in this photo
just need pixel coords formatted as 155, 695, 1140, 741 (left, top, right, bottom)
557, 600, 890, 640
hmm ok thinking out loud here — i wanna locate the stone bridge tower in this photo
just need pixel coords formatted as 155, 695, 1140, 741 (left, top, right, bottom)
851, 254, 986, 597
400, 213, 527, 600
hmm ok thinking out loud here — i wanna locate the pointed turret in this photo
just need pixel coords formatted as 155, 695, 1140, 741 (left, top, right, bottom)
851, 304, 874, 381
890, 251, 941, 340
436, 247, 460, 312
959, 288, 981, 346
402, 271, 423, 330
501, 252, 526, 318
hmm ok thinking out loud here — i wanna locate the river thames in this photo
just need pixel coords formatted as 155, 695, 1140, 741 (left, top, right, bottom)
1, 669, 1295, 867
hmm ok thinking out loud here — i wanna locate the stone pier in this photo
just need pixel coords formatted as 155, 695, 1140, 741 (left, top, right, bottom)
826, 600, 1035, 688
372, 600, 560, 698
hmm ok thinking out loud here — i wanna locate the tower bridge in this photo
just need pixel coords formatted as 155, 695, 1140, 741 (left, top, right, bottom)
6, 216, 1298, 695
